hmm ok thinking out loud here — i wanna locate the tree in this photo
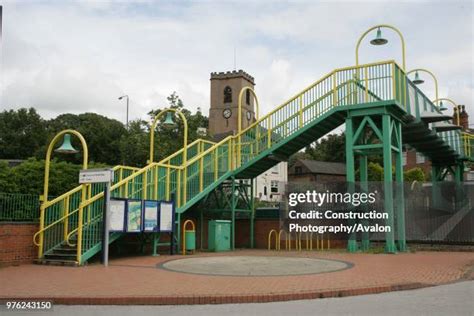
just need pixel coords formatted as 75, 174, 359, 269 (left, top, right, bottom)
404, 167, 425, 182
147, 92, 210, 163
40, 113, 127, 165
0, 108, 47, 159
0, 161, 17, 193
2, 158, 107, 196
306, 133, 345, 162
119, 119, 150, 167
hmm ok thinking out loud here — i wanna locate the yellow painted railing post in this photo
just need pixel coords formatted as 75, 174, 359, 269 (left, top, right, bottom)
199, 156, 204, 192
76, 184, 87, 264
392, 63, 396, 101
143, 169, 148, 200
332, 72, 337, 106
119, 168, 124, 196
364, 66, 369, 102
87, 184, 91, 224
227, 138, 232, 171
166, 166, 170, 200
63, 196, 70, 240
154, 165, 158, 200
124, 178, 129, 197
177, 169, 182, 208
214, 149, 218, 181
183, 168, 187, 204
267, 116, 272, 149
298, 95, 303, 128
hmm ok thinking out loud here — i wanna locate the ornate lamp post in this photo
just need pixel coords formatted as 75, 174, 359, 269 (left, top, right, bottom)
38, 130, 88, 259
355, 24, 406, 71
407, 68, 439, 107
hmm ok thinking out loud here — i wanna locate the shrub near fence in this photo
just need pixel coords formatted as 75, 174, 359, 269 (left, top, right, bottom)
0, 193, 40, 222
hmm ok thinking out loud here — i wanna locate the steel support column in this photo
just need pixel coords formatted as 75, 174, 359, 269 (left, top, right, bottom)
382, 114, 397, 253
345, 117, 358, 252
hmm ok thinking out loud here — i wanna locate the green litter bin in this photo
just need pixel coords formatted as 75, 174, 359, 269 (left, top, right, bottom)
185, 230, 196, 252
208, 220, 231, 252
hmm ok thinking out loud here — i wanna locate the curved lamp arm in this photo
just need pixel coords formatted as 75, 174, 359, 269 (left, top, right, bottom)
407, 68, 439, 102
237, 86, 260, 134
432, 98, 460, 126
149, 108, 188, 164
42, 129, 88, 203
355, 24, 406, 71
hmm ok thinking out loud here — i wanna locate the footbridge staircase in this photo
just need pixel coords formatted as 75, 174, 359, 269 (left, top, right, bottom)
34, 60, 474, 264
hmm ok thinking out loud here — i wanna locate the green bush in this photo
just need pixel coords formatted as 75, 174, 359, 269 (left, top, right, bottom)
0, 158, 107, 196
404, 167, 425, 182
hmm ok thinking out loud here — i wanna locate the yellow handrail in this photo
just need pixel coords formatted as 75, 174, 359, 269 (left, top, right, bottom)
34, 162, 182, 247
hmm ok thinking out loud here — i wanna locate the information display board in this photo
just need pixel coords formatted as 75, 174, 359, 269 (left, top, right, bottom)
159, 202, 174, 232
143, 200, 159, 232
126, 200, 143, 232
109, 199, 126, 232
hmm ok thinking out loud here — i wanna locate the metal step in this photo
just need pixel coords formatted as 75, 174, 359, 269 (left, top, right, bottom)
34, 258, 79, 267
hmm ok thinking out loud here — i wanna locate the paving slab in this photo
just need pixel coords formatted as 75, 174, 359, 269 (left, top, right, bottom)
0, 249, 473, 305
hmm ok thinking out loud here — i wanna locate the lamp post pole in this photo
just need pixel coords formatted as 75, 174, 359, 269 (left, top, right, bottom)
237, 87, 260, 167
355, 24, 406, 71
118, 95, 129, 129
149, 108, 188, 252
38, 130, 88, 262
407, 68, 439, 105
432, 98, 460, 125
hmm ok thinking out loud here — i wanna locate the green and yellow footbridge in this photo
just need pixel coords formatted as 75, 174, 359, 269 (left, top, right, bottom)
33, 59, 474, 265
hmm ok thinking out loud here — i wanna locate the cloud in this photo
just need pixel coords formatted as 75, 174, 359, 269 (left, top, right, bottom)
0, 0, 472, 125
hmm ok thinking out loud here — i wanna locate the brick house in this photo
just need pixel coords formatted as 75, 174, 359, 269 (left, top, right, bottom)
288, 159, 346, 182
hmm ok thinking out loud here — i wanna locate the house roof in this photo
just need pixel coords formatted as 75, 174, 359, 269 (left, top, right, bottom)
297, 159, 346, 175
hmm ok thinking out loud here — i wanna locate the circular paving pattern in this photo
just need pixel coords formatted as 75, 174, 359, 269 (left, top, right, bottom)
160, 255, 352, 276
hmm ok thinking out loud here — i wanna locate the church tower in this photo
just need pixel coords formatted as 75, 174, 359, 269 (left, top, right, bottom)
209, 70, 256, 139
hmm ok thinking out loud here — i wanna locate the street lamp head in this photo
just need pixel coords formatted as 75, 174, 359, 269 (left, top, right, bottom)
118, 95, 128, 100
370, 28, 388, 46
163, 112, 176, 128
412, 71, 424, 85
439, 101, 448, 111
54, 134, 79, 154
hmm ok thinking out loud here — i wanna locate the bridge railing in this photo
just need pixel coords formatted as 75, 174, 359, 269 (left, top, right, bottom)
462, 133, 474, 160
33, 139, 212, 261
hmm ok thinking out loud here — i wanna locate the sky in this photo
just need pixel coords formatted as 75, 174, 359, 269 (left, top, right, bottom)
0, 0, 473, 126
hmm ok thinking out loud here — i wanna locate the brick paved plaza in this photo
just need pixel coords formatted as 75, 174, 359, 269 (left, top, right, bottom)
1, 250, 473, 305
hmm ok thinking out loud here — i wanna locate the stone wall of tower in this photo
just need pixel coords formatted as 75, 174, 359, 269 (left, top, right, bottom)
209, 70, 256, 138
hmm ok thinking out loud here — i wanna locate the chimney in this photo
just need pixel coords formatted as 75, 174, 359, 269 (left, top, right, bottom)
457, 105, 469, 130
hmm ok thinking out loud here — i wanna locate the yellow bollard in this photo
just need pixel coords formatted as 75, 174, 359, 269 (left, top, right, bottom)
267, 229, 278, 250
278, 230, 288, 251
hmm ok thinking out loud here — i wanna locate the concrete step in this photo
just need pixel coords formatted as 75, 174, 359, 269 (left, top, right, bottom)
34, 258, 79, 267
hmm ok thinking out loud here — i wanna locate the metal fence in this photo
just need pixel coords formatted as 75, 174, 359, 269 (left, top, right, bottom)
0, 193, 40, 222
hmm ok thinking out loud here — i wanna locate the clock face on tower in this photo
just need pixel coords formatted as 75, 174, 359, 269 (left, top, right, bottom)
223, 108, 232, 119
246, 110, 252, 121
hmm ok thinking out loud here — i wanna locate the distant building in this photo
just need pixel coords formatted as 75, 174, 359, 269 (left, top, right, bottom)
288, 159, 346, 183
254, 162, 288, 202
208, 69, 288, 202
